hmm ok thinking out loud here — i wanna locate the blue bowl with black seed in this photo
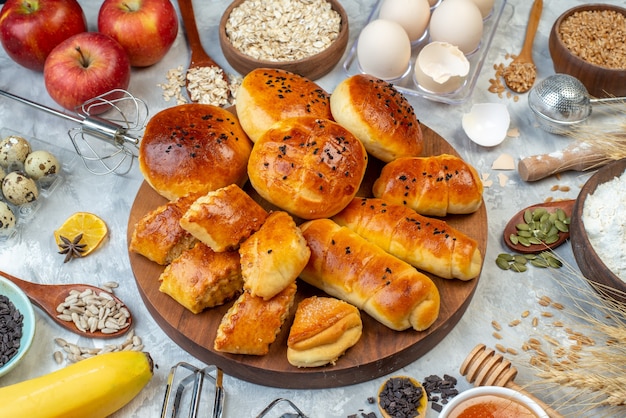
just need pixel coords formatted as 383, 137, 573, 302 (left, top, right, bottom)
0, 275, 35, 377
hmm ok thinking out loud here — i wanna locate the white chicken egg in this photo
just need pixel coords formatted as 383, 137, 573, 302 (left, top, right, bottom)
0, 135, 32, 171
24, 150, 60, 180
468, 0, 496, 18
414, 41, 470, 94
357, 19, 412, 80
0, 201, 16, 236
379, 0, 431, 43
429, 0, 484, 55
2, 171, 39, 206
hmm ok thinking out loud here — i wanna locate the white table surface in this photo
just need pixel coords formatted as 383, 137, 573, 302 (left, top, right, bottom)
1, 0, 623, 417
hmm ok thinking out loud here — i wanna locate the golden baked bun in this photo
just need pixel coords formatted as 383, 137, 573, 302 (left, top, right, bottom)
330, 74, 423, 163
236, 68, 333, 143
180, 184, 268, 252
129, 193, 199, 265
248, 116, 368, 220
240, 211, 311, 300
139, 104, 253, 200
287, 296, 362, 368
214, 282, 297, 355
158, 242, 243, 314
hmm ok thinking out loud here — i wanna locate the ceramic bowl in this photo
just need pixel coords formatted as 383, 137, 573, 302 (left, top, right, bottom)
0, 275, 35, 377
219, 0, 349, 80
548, 4, 626, 98
439, 386, 548, 417
570, 158, 626, 304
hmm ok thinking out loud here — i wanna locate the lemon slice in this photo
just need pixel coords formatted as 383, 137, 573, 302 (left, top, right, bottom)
54, 212, 108, 257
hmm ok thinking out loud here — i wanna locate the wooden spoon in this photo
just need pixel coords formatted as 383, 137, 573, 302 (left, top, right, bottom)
503, 0, 543, 93
176, 0, 230, 101
460, 344, 564, 418
0, 269, 132, 339
503, 199, 575, 254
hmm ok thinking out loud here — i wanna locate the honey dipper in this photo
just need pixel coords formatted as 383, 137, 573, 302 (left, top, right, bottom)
459, 344, 564, 418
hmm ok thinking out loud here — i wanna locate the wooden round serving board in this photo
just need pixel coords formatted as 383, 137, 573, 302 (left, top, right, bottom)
126, 124, 488, 389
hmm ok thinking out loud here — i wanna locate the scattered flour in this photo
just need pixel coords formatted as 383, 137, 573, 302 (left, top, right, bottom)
582, 170, 626, 281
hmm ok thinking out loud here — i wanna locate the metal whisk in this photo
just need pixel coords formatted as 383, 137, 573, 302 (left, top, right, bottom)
0, 88, 148, 175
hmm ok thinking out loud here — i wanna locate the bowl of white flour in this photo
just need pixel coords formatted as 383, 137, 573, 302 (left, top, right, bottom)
571, 158, 626, 303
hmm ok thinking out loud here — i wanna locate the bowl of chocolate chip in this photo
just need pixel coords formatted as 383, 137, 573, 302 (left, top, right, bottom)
549, 4, 626, 98
0, 274, 35, 377
219, 0, 349, 80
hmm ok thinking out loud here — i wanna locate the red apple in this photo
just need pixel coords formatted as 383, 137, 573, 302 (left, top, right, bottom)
43, 32, 131, 114
98, 0, 179, 67
0, 0, 87, 71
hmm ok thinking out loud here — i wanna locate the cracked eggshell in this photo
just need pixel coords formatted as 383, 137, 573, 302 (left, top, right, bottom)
2, 171, 39, 206
0, 135, 32, 171
462, 103, 510, 147
0, 201, 16, 236
414, 41, 470, 94
429, 0, 483, 55
357, 19, 412, 81
24, 150, 60, 180
379, 0, 431, 42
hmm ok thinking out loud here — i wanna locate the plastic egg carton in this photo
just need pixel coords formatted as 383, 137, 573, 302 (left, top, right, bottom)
0, 128, 77, 241
342, 0, 509, 104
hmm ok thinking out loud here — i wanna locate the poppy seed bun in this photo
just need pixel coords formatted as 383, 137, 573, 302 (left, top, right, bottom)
235, 68, 333, 143
247, 116, 368, 220
330, 74, 423, 163
139, 104, 253, 201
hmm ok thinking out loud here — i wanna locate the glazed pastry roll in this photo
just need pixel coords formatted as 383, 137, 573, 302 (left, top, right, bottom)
180, 184, 268, 252
214, 283, 297, 355
330, 74, 423, 163
372, 154, 483, 216
287, 296, 362, 368
333, 197, 482, 281
299, 218, 440, 332
158, 242, 243, 314
240, 211, 311, 300
129, 193, 199, 265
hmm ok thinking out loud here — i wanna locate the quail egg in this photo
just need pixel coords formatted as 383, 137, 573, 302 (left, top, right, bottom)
2, 171, 39, 206
24, 150, 60, 180
0, 135, 32, 171
0, 166, 5, 183
0, 201, 16, 236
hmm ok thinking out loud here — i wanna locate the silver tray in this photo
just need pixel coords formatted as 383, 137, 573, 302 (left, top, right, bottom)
343, 0, 509, 104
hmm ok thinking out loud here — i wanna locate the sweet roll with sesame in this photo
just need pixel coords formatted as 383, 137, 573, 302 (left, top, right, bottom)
372, 154, 483, 216
298, 218, 440, 332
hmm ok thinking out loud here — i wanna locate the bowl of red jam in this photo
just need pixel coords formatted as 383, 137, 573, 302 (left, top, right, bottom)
439, 386, 548, 418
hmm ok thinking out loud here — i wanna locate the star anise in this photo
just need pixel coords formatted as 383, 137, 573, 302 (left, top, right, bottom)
58, 234, 87, 263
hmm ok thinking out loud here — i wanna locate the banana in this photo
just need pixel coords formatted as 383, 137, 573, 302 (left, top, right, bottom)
0, 350, 153, 418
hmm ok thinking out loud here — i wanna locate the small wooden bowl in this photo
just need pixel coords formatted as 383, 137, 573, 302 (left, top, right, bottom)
570, 158, 626, 304
548, 4, 626, 98
219, 0, 349, 80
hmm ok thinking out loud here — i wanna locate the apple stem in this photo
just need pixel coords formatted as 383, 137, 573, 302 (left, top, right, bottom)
75, 46, 90, 68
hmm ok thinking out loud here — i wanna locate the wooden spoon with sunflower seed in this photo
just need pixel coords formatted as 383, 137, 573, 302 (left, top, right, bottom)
503, 200, 575, 254
0, 269, 132, 339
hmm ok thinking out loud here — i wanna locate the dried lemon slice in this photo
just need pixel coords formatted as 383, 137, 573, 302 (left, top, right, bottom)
54, 212, 108, 257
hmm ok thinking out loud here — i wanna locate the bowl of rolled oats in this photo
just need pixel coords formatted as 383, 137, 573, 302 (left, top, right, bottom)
548, 4, 626, 98
219, 0, 349, 80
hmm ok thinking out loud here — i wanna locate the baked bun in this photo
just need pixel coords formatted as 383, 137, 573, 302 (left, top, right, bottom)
247, 116, 368, 220
214, 282, 297, 355
139, 104, 253, 200
129, 193, 199, 265
236, 68, 333, 143
180, 184, 268, 252
240, 211, 310, 300
158, 242, 243, 314
330, 74, 423, 163
287, 296, 362, 368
